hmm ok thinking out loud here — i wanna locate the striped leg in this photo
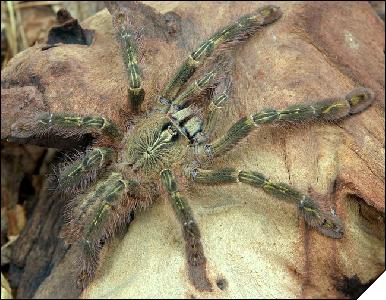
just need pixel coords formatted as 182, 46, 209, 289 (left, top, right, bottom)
55, 147, 115, 193
160, 5, 282, 102
165, 63, 233, 144
113, 12, 145, 113
11, 112, 122, 140
190, 168, 344, 239
61, 171, 140, 287
171, 68, 217, 109
160, 169, 212, 291
199, 88, 374, 158
203, 75, 232, 137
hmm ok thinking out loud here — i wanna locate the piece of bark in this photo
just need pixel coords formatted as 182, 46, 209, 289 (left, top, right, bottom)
1, 142, 47, 242
1, 1, 384, 299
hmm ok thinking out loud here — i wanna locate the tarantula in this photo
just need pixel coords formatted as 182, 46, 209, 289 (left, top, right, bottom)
10, 3, 375, 292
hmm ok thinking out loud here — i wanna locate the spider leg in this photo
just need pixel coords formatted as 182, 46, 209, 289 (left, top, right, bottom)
160, 169, 212, 292
55, 147, 115, 193
61, 171, 141, 288
112, 10, 145, 113
160, 5, 282, 102
171, 67, 217, 109
165, 58, 233, 116
203, 75, 232, 138
198, 88, 374, 158
189, 168, 344, 239
11, 112, 122, 140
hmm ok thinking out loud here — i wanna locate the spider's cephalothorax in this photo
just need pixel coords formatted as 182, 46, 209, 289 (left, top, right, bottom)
11, 3, 375, 292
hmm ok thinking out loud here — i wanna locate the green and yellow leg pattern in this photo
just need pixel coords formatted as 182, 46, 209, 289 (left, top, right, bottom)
56, 147, 115, 193
189, 168, 344, 238
160, 169, 212, 291
114, 15, 145, 112
161, 5, 282, 102
62, 171, 139, 287
200, 88, 374, 157
12, 112, 122, 140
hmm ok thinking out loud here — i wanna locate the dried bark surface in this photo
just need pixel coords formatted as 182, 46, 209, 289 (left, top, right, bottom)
1, 1, 384, 299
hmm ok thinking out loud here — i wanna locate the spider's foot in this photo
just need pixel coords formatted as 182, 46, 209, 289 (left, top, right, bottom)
299, 196, 344, 239
346, 87, 374, 114
75, 239, 100, 290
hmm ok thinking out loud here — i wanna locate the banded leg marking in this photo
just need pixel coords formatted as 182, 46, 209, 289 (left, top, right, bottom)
114, 16, 145, 112
201, 88, 374, 157
68, 172, 138, 288
161, 5, 282, 101
80, 172, 138, 243
57, 147, 115, 192
190, 168, 344, 239
204, 77, 231, 137
160, 169, 212, 291
172, 70, 217, 108
13, 112, 122, 139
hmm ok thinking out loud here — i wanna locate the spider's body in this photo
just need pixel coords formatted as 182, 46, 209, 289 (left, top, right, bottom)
123, 111, 187, 175
10, 3, 375, 292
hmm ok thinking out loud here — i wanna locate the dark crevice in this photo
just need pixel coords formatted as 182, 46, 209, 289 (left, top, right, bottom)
41, 44, 59, 51
335, 274, 378, 299
1, 74, 46, 94
18, 173, 35, 196
346, 194, 385, 240
17, 175, 35, 205
44, 8, 95, 49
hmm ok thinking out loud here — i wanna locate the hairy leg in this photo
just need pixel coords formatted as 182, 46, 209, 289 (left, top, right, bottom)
198, 88, 374, 158
171, 67, 217, 109
203, 75, 232, 138
112, 9, 145, 113
55, 147, 115, 193
61, 171, 140, 288
11, 112, 122, 140
160, 5, 282, 102
160, 169, 212, 291
189, 168, 344, 239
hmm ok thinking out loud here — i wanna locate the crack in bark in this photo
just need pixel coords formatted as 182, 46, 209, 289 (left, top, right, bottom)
281, 136, 292, 184
346, 144, 384, 182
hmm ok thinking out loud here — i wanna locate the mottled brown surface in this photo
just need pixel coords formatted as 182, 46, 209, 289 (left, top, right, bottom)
1, 1, 384, 299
